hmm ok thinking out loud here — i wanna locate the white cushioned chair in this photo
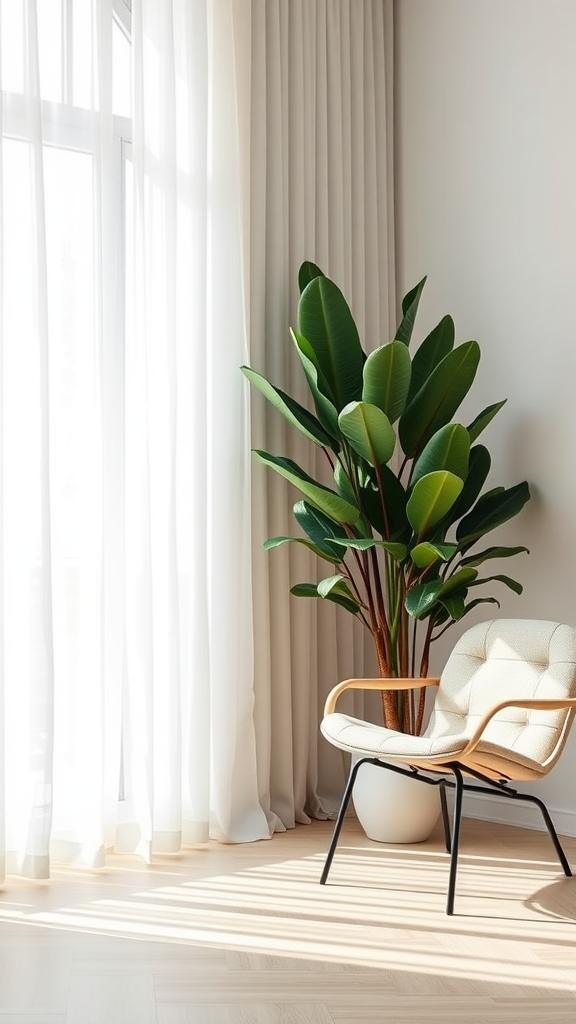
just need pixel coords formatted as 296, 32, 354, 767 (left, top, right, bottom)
320, 619, 576, 914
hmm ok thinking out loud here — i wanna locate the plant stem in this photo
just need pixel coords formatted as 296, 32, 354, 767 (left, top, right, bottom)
414, 617, 435, 735
410, 616, 417, 679
431, 620, 455, 642
415, 685, 427, 738
419, 617, 434, 677
369, 545, 390, 666
399, 454, 411, 480
322, 447, 336, 473
373, 463, 391, 539
340, 565, 372, 631
374, 635, 400, 731
389, 569, 406, 675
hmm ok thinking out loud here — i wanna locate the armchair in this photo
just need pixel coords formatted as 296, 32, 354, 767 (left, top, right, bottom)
320, 619, 576, 914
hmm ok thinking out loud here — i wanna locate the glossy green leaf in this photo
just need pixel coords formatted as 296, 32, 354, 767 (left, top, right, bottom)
456, 481, 531, 545
405, 567, 478, 619
460, 545, 529, 568
253, 450, 359, 524
399, 341, 481, 457
338, 402, 396, 467
317, 574, 348, 598
407, 315, 455, 403
241, 366, 334, 447
290, 583, 321, 599
325, 590, 362, 613
291, 329, 340, 439
358, 478, 384, 536
445, 444, 491, 524
410, 542, 458, 568
293, 499, 349, 560
362, 342, 412, 423
406, 471, 464, 536
456, 596, 501, 620
404, 579, 443, 619
439, 595, 466, 620
433, 595, 502, 630
334, 461, 358, 506
263, 535, 341, 565
436, 566, 479, 596
379, 465, 410, 540
468, 574, 523, 595
396, 276, 427, 345
467, 400, 507, 444
329, 538, 408, 561
411, 423, 470, 487
298, 260, 325, 292
290, 582, 360, 615
297, 276, 365, 411
358, 466, 411, 541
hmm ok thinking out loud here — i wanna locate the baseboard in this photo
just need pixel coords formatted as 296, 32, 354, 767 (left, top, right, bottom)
458, 790, 576, 839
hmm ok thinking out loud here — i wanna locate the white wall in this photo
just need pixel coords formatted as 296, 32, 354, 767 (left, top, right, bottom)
396, 0, 576, 834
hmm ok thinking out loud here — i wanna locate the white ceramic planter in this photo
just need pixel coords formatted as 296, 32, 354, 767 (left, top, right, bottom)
352, 758, 440, 843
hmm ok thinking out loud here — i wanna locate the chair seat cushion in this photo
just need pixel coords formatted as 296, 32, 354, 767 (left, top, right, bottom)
320, 712, 546, 777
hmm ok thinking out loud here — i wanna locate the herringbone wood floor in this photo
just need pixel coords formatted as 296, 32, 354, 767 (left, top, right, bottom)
0, 815, 575, 1023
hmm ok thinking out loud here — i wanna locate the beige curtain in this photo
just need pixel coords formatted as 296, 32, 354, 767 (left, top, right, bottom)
235, 0, 396, 830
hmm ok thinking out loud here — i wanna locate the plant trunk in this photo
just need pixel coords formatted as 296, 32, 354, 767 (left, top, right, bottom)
373, 627, 431, 736
373, 630, 401, 732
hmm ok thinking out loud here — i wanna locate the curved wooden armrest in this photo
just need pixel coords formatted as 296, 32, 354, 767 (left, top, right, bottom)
323, 676, 440, 718
458, 696, 576, 760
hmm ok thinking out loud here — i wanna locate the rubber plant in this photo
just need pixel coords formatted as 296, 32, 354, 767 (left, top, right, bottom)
241, 262, 530, 735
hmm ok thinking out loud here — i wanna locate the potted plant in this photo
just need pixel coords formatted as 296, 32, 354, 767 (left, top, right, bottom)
242, 262, 530, 837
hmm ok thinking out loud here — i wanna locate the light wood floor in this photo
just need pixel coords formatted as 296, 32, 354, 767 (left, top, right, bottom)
0, 815, 575, 1023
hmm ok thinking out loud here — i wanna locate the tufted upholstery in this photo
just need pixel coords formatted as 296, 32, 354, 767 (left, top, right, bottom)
320, 619, 576, 780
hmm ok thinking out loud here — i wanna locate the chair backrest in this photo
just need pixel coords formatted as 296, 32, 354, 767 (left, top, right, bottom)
424, 619, 576, 769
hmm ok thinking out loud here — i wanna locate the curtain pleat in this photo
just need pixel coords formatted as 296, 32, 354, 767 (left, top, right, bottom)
238, 0, 396, 828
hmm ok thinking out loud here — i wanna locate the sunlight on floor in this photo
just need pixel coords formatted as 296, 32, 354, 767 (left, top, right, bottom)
0, 819, 574, 1009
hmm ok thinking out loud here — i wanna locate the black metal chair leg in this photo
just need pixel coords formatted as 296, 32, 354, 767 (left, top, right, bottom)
446, 766, 464, 915
520, 792, 572, 877
439, 779, 451, 853
320, 756, 371, 885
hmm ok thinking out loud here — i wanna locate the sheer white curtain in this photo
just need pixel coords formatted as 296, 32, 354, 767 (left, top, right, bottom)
0, 0, 268, 881
125, 0, 268, 853
235, 0, 396, 829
